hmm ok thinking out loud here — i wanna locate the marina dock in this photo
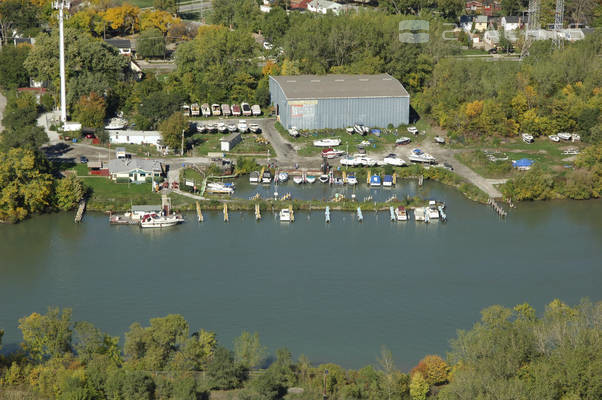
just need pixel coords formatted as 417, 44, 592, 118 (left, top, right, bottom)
389, 207, 395, 221
325, 206, 331, 223
74, 199, 86, 223
488, 198, 507, 217
289, 205, 295, 222
223, 203, 229, 222
357, 207, 363, 222
255, 203, 261, 220
196, 202, 203, 222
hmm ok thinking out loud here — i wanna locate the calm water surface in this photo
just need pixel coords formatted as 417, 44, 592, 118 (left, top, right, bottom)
1, 181, 600, 370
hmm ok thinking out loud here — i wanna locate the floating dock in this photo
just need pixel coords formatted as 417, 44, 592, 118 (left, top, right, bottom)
438, 205, 447, 222
389, 206, 395, 221
325, 206, 331, 223
289, 205, 295, 222
357, 207, 363, 222
223, 203, 229, 222
418, 175, 424, 186
255, 203, 261, 220
196, 202, 203, 222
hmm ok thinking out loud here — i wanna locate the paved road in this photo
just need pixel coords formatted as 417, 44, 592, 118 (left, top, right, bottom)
0, 92, 6, 132
260, 118, 322, 167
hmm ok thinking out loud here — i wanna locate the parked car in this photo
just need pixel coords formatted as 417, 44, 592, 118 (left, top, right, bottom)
79, 156, 88, 164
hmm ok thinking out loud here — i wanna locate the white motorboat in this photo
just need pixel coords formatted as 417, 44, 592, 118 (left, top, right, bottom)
362, 126, 370, 135
383, 154, 406, 166
238, 120, 249, 133
288, 127, 300, 137
140, 213, 184, 228
521, 133, 534, 143
196, 124, 207, 133
346, 174, 357, 185
201, 103, 211, 117
346, 127, 355, 135
227, 123, 237, 133
279, 208, 292, 222
428, 200, 439, 219
571, 134, 580, 142
354, 124, 366, 135
241, 102, 252, 116
206, 182, 235, 194
321, 148, 345, 159
217, 123, 228, 133
211, 104, 221, 116
549, 134, 560, 142
407, 126, 419, 135
305, 175, 316, 184
313, 138, 341, 147
251, 104, 261, 116
408, 148, 436, 164
261, 171, 272, 184
318, 174, 329, 183
190, 103, 200, 116
359, 140, 371, 147
249, 171, 260, 183
395, 206, 408, 221
434, 136, 445, 144
293, 175, 304, 184
278, 171, 289, 183
249, 123, 261, 133
357, 156, 377, 167
557, 132, 572, 141
396, 136, 411, 145
221, 104, 231, 116
104, 117, 127, 130
340, 156, 359, 167
562, 148, 580, 155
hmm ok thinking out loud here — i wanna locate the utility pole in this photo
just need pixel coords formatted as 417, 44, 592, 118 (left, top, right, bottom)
53, 1, 70, 129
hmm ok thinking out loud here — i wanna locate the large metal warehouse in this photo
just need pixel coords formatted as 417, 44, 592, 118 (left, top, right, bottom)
269, 74, 410, 130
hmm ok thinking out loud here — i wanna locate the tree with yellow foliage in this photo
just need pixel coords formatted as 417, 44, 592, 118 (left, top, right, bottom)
139, 9, 179, 34
18, 307, 73, 361
102, 3, 140, 35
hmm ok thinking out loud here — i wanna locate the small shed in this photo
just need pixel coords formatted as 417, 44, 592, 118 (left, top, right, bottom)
220, 132, 242, 152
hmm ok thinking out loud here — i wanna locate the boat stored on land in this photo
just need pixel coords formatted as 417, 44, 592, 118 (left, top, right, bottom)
354, 124, 367, 135
217, 123, 228, 133
382, 154, 406, 166
231, 104, 241, 116
241, 102, 252, 116
321, 148, 345, 159
288, 127, 299, 137
346, 127, 355, 135
196, 123, 207, 133
549, 135, 560, 142
396, 137, 411, 145
251, 104, 261, 116
227, 123, 237, 133
521, 133, 534, 143
409, 148, 436, 164
190, 103, 200, 116
211, 104, 221, 116
206, 123, 217, 133
340, 156, 359, 167
434, 136, 445, 144
407, 126, 418, 135
221, 104, 231, 116
201, 103, 211, 117
313, 138, 341, 147
104, 118, 127, 130
557, 132, 572, 141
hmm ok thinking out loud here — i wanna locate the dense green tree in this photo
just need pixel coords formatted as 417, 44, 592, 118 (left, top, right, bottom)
134, 91, 186, 130
158, 111, 189, 154
137, 28, 166, 59
1, 125, 48, 151
0, 44, 30, 89
234, 331, 267, 369
17, 307, 73, 361
0, 0, 39, 44
2, 92, 38, 131
54, 175, 85, 212
153, 0, 178, 13
261, 7, 289, 43
206, 346, 247, 389
73, 92, 106, 129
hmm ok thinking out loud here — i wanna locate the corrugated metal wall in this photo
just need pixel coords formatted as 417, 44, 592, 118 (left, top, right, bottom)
270, 77, 410, 130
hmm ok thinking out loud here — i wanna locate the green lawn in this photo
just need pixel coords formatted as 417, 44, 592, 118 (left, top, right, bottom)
83, 177, 162, 211
117, 0, 154, 8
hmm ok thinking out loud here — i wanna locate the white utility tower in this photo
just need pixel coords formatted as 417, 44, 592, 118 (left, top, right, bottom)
553, 0, 565, 49
520, 0, 540, 59
53, 1, 70, 128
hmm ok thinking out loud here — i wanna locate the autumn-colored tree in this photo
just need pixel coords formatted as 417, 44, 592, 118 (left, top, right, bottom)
262, 59, 280, 76
102, 4, 140, 34
54, 175, 84, 211
74, 92, 106, 129
18, 307, 73, 361
139, 9, 179, 34
280, 58, 300, 76
409, 371, 429, 400
411, 355, 450, 386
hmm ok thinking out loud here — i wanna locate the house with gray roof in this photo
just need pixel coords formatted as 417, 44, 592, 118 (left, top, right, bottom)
107, 159, 163, 182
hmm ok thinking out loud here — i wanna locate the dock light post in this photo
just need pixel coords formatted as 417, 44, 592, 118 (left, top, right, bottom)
322, 369, 328, 400
181, 129, 185, 156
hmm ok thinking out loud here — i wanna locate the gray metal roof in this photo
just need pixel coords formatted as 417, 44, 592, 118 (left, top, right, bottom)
270, 74, 409, 100
108, 159, 162, 174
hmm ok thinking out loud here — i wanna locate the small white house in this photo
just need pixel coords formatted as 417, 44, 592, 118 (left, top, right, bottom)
110, 131, 162, 146
484, 30, 500, 45
108, 159, 163, 182
501, 16, 520, 32
307, 0, 344, 15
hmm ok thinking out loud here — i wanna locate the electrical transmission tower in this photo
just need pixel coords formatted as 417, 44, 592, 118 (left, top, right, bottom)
520, 0, 540, 59
553, 0, 565, 49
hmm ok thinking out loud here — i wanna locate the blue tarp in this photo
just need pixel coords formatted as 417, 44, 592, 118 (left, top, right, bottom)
513, 158, 534, 167
370, 175, 381, 183
384, 175, 393, 182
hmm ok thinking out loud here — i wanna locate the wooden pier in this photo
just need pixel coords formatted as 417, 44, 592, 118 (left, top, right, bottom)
223, 203, 229, 222
74, 199, 86, 223
393, 173, 397, 185
418, 175, 424, 186
196, 201, 203, 222
488, 198, 507, 217
255, 204, 261, 221
289, 205, 295, 222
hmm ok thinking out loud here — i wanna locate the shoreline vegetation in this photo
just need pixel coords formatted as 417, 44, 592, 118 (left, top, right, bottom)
0, 299, 598, 400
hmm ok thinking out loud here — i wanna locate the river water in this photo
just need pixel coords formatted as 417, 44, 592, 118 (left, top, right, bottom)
1, 180, 600, 370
